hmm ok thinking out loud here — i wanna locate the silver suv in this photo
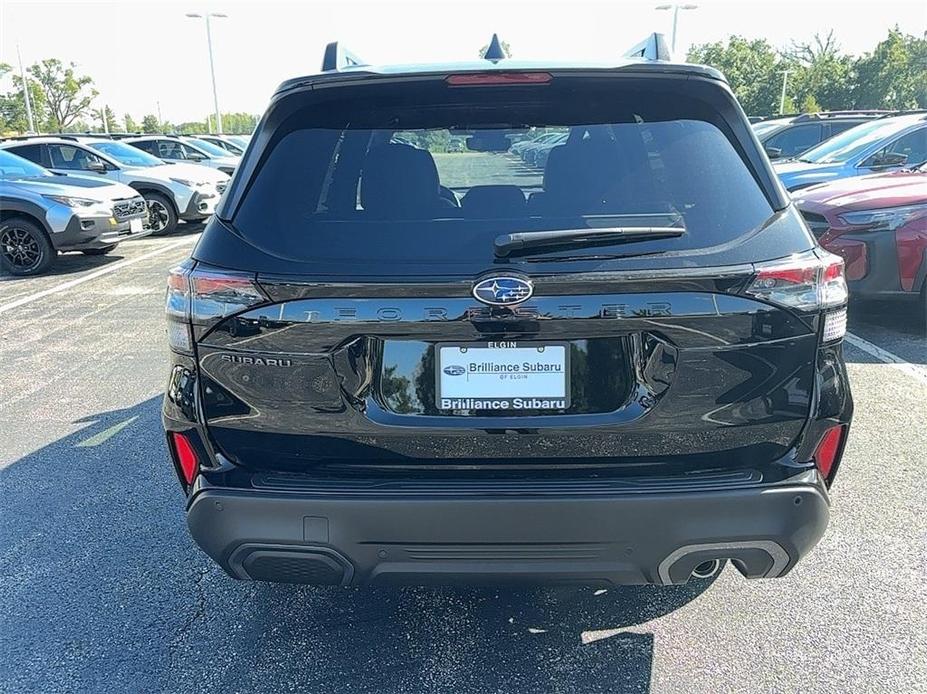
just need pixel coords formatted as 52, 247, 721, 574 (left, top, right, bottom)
0, 137, 230, 236
0, 149, 148, 275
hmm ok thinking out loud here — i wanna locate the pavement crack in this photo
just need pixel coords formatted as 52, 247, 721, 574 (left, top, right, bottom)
168, 563, 211, 669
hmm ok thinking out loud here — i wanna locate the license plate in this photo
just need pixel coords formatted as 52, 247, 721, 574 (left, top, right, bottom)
129, 217, 143, 232
436, 342, 570, 411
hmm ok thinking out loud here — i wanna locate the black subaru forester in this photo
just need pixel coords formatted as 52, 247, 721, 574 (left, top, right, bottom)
162, 39, 853, 587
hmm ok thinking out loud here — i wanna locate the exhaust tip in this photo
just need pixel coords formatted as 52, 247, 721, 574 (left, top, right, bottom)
691, 559, 721, 579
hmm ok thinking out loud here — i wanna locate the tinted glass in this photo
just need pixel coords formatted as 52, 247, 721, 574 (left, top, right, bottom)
753, 120, 789, 137
881, 127, 927, 167
130, 140, 158, 155
184, 138, 227, 157
0, 149, 51, 178
765, 124, 822, 157
828, 121, 865, 136
800, 119, 914, 164
89, 141, 163, 167
232, 86, 774, 264
47, 144, 106, 171
4, 144, 46, 168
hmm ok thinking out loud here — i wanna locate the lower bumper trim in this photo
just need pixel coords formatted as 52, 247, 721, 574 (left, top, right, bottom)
186, 479, 830, 587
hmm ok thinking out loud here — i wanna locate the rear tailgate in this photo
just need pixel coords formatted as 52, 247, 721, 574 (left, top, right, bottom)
188, 68, 819, 474
195, 265, 818, 471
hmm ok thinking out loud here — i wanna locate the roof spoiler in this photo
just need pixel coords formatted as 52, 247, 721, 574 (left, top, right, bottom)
321, 42, 367, 72
623, 33, 671, 61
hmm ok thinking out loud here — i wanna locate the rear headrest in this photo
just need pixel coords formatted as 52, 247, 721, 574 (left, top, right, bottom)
461, 185, 526, 218
541, 133, 640, 213
361, 144, 441, 217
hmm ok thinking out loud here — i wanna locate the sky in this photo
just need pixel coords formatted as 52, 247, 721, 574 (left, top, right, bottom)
1, 0, 925, 125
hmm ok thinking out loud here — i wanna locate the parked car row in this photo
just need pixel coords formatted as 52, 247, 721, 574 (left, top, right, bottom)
771, 113, 926, 191
752, 110, 895, 161
510, 131, 568, 168
760, 113, 927, 316
0, 134, 243, 275
0, 148, 149, 275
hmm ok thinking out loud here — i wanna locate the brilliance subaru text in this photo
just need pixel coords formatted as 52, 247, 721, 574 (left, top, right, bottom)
162, 37, 853, 587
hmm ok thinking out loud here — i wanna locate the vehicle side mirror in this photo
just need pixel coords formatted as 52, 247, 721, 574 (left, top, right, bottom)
865, 152, 907, 168
764, 145, 783, 160
187, 151, 207, 162
86, 160, 107, 173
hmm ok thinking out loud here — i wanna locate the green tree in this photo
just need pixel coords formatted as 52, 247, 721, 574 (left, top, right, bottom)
96, 105, 118, 132
27, 58, 97, 130
687, 36, 783, 116
800, 93, 821, 113
784, 31, 856, 111
780, 94, 797, 114
175, 120, 208, 134
853, 28, 927, 109
124, 113, 139, 132
220, 112, 259, 134
2, 68, 47, 133
141, 114, 161, 133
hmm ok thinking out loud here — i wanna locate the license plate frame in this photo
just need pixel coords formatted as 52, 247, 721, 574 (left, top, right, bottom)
435, 341, 571, 411
129, 217, 143, 233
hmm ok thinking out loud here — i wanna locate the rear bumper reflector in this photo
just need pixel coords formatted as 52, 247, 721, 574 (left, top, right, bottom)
170, 432, 199, 485
812, 425, 847, 479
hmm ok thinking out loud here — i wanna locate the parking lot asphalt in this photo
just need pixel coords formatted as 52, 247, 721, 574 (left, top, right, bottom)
1, 229, 925, 694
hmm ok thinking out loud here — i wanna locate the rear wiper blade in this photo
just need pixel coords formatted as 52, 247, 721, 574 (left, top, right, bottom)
494, 226, 685, 257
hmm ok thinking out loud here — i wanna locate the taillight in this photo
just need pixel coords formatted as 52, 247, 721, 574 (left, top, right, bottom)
744, 250, 848, 341
812, 425, 847, 480
170, 431, 199, 485
165, 263, 267, 353
166, 264, 193, 353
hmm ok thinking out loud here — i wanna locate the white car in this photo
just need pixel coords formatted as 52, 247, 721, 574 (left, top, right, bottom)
0, 137, 230, 235
193, 135, 246, 156
124, 136, 240, 175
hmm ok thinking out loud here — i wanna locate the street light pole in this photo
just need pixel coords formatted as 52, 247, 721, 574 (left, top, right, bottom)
16, 44, 36, 134
654, 4, 699, 56
186, 12, 227, 134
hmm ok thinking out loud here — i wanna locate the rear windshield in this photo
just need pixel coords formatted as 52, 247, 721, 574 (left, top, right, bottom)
232, 81, 773, 264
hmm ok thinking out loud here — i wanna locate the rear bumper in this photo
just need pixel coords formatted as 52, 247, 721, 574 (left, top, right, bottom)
53, 213, 150, 251
180, 190, 220, 220
186, 473, 830, 587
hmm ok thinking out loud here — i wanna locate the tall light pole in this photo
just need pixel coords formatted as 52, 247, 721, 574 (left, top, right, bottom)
779, 69, 791, 114
654, 4, 699, 56
16, 44, 36, 134
186, 12, 227, 134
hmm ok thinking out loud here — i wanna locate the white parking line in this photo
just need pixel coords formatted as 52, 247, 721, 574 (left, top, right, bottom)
845, 332, 927, 386
0, 238, 195, 316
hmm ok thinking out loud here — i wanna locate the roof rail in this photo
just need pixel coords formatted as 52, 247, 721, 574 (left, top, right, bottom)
623, 33, 671, 61
793, 110, 894, 122
321, 42, 366, 72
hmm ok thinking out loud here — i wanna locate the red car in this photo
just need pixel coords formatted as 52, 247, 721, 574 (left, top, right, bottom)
794, 165, 927, 317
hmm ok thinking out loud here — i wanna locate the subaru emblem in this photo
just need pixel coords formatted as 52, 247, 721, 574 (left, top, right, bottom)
443, 365, 466, 376
472, 276, 533, 306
